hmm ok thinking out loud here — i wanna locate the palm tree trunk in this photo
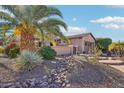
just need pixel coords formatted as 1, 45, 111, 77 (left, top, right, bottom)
20, 31, 36, 52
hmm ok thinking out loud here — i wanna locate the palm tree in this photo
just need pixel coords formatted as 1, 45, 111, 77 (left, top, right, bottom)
37, 18, 68, 46
0, 5, 67, 52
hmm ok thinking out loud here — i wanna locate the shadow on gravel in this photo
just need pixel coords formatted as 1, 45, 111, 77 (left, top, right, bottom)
0, 63, 13, 71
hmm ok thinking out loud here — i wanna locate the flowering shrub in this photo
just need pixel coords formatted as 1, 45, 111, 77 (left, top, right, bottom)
5, 42, 16, 55
5, 40, 20, 57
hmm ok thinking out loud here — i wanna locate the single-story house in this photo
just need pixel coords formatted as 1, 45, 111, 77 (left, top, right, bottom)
12, 32, 96, 56
43, 33, 96, 56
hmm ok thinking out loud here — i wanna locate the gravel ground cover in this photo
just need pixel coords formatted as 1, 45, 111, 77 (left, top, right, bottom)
0, 56, 124, 88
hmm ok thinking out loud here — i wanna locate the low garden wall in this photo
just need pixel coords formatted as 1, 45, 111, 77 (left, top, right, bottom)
52, 46, 73, 56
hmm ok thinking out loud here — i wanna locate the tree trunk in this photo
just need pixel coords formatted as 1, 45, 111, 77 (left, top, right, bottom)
20, 31, 36, 52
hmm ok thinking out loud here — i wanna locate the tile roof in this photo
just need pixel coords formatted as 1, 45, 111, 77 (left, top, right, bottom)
66, 33, 96, 41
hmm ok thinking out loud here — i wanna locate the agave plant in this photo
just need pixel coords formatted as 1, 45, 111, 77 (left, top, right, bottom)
21, 50, 42, 71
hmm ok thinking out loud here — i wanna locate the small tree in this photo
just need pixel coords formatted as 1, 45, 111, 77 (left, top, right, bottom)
96, 38, 112, 53
89, 44, 102, 64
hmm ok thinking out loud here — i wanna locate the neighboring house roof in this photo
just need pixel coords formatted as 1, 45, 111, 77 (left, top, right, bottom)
67, 33, 96, 41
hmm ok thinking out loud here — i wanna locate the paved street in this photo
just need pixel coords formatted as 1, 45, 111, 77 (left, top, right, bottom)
99, 59, 124, 73
110, 65, 124, 73
99, 59, 123, 65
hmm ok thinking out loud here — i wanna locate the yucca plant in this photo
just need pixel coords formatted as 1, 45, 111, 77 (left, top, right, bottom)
21, 50, 42, 71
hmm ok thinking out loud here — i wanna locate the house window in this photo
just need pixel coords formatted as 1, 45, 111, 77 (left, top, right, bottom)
85, 42, 93, 47
57, 39, 61, 44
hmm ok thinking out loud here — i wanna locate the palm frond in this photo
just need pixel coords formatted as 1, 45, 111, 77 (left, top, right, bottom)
47, 6, 63, 18
0, 11, 17, 24
45, 26, 68, 43
32, 6, 63, 21
1, 5, 22, 22
31, 6, 48, 22
38, 18, 67, 31
0, 5, 67, 47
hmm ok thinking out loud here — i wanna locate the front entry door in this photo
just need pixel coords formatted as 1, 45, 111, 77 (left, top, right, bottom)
73, 47, 77, 54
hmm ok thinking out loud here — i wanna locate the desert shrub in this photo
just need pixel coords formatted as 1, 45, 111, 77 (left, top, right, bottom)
88, 46, 102, 64
5, 42, 20, 57
9, 47, 20, 58
38, 46, 56, 60
0, 47, 4, 54
21, 50, 42, 71
5, 42, 17, 55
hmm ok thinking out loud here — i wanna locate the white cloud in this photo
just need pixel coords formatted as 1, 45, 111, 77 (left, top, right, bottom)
91, 16, 124, 30
72, 17, 77, 22
110, 5, 124, 8
90, 16, 124, 24
102, 23, 124, 30
62, 26, 87, 36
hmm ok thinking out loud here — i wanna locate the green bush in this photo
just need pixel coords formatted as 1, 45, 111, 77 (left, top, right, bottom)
5, 42, 20, 57
21, 50, 42, 71
0, 47, 4, 54
9, 47, 20, 58
8, 47, 19, 58
38, 46, 56, 60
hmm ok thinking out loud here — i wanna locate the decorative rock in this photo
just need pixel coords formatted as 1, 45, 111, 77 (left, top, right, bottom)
51, 61, 57, 64
22, 82, 29, 88
66, 84, 71, 87
62, 83, 66, 87
2, 83, 14, 88
49, 84, 59, 88
65, 80, 69, 83
15, 82, 22, 88
43, 75, 47, 79
39, 82, 48, 88
0, 56, 77, 88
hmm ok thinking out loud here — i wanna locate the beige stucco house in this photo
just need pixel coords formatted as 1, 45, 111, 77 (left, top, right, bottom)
7, 32, 96, 56
50, 33, 96, 56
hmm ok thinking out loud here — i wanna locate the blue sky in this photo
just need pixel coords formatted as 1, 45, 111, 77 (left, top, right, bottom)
54, 5, 124, 42
1, 5, 124, 42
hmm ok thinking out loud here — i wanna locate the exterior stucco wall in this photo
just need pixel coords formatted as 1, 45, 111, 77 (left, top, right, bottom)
52, 45, 73, 56
82, 34, 95, 53
69, 38, 83, 53
51, 33, 95, 55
